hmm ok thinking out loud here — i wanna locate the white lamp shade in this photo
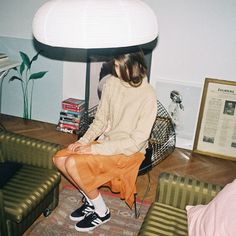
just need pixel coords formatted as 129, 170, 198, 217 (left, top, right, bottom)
32, 0, 158, 49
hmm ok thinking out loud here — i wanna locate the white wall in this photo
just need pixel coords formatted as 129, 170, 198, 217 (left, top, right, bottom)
144, 0, 236, 85
0, 0, 48, 39
63, 62, 86, 100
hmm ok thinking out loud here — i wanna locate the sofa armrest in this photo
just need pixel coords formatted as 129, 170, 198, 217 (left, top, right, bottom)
0, 131, 61, 169
156, 172, 223, 210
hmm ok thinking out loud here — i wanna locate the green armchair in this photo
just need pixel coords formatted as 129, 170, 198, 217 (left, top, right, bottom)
0, 130, 61, 236
138, 172, 223, 236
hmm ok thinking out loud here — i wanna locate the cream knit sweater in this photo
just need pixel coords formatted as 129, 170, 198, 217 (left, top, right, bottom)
79, 75, 157, 156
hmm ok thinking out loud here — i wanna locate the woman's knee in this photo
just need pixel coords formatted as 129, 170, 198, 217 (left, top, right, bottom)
53, 155, 67, 168
64, 156, 76, 172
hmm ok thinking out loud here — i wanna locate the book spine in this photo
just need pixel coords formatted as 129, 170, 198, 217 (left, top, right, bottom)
56, 126, 74, 134
62, 103, 85, 111
59, 116, 80, 122
59, 116, 74, 121
60, 110, 83, 118
59, 119, 80, 127
61, 109, 84, 116
58, 123, 79, 130
62, 98, 85, 106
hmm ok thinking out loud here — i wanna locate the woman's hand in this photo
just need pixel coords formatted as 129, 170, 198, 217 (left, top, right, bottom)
67, 142, 85, 152
67, 142, 92, 154
75, 145, 92, 154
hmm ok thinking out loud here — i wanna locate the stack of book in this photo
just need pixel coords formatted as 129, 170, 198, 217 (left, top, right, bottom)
56, 98, 85, 134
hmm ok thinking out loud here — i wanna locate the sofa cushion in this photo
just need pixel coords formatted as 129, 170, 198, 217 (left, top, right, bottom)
2, 165, 60, 223
138, 202, 188, 236
0, 162, 22, 188
186, 179, 236, 236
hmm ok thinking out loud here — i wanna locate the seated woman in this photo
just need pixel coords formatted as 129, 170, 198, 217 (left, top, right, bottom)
53, 50, 157, 232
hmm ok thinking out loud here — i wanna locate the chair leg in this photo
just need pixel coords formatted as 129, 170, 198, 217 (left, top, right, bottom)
134, 171, 151, 219
134, 193, 138, 219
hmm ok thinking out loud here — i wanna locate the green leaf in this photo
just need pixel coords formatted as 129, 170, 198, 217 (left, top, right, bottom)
20, 62, 25, 75
9, 76, 23, 82
29, 71, 48, 80
30, 51, 42, 66
20, 51, 30, 69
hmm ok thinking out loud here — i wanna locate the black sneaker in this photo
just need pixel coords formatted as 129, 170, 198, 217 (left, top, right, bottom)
70, 197, 95, 221
75, 209, 111, 232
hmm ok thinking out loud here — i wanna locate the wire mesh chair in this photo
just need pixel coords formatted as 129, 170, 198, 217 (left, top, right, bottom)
76, 105, 97, 137
77, 100, 176, 217
134, 100, 176, 217
138, 100, 176, 174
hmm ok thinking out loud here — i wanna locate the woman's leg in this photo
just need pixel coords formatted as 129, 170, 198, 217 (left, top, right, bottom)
65, 155, 108, 216
66, 155, 110, 232
63, 155, 99, 198
53, 155, 80, 189
53, 151, 99, 198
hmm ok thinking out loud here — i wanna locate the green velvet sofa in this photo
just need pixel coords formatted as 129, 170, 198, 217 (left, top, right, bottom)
138, 172, 223, 236
0, 130, 61, 236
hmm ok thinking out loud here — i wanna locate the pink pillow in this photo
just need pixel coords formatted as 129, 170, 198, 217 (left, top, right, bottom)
186, 179, 236, 236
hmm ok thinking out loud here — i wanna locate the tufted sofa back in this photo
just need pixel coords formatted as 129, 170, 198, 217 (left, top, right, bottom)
0, 131, 60, 169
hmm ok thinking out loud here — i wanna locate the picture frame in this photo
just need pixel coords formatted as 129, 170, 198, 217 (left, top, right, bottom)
155, 80, 202, 150
193, 78, 236, 161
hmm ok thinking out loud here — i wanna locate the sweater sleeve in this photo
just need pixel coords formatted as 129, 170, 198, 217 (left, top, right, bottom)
90, 97, 157, 156
78, 79, 111, 144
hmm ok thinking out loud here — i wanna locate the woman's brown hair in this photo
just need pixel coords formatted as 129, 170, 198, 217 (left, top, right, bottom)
113, 50, 147, 87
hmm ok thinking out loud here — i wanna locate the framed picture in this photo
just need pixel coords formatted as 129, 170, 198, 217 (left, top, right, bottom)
156, 80, 202, 150
193, 78, 236, 161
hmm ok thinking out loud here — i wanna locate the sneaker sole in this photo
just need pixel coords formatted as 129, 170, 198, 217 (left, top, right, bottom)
69, 215, 85, 222
74, 217, 111, 232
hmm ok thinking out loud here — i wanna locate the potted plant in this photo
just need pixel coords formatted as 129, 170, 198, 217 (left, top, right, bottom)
9, 51, 47, 119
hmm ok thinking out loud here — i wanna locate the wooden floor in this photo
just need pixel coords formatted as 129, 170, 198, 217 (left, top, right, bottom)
1, 114, 236, 203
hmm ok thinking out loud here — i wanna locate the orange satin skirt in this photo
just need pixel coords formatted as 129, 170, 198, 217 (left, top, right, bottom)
53, 148, 144, 208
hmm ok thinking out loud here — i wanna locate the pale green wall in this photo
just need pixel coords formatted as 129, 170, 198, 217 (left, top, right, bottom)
0, 36, 63, 124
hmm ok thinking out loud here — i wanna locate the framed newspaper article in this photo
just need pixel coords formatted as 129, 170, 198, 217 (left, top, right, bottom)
193, 78, 236, 161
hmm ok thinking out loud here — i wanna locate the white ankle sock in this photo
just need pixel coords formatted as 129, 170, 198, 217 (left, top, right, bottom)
91, 193, 108, 217
80, 190, 93, 206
